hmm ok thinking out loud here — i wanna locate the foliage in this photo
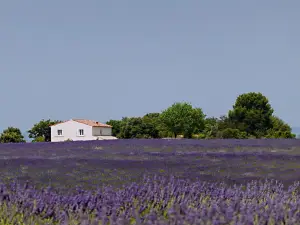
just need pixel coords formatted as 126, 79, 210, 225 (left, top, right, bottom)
159, 102, 205, 138
0, 127, 25, 143
104, 94, 294, 139
142, 113, 161, 138
28, 119, 62, 142
265, 116, 295, 138
117, 116, 159, 139
228, 92, 274, 138
107, 114, 161, 139
265, 130, 295, 139
201, 117, 220, 139
32, 136, 45, 142
217, 128, 248, 139
118, 117, 143, 138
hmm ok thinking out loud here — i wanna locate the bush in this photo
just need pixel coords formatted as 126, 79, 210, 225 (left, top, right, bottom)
64, 138, 73, 142
192, 133, 206, 139
32, 136, 45, 142
217, 128, 248, 139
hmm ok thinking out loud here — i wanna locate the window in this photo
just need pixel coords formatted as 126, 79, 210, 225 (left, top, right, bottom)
57, 129, 63, 136
100, 129, 102, 135
78, 129, 84, 136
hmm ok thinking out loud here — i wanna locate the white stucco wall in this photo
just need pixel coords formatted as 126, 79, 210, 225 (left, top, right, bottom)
51, 120, 93, 142
92, 127, 112, 136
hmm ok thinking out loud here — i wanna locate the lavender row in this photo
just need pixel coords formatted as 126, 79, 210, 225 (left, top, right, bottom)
0, 139, 300, 159
0, 147, 300, 191
0, 176, 299, 225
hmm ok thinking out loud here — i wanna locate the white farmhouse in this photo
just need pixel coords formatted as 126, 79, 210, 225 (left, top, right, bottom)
50, 119, 117, 142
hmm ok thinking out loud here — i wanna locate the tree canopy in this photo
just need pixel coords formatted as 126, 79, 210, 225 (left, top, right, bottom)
105, 93, 294, 139
159, 102, 205, 138
0, 127, 25, 143
27, 119, 62, 142
265, 116, 296, 138
228, 92, 274, 138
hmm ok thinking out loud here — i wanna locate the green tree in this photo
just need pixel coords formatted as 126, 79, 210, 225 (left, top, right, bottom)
265, 116, 295, 138
199, 116, 237, 139
202, 117, 219, 139
217, 115, 236, 131
110, 114, 163, 139
0, 127, 25, 143
32, 136, 45, 142
28, 119, 61, 142
228, 92, 274, 138
116, 114, 162, 139
217, 128, 247, 139
160, 102, 205, 138
142, 113, 161, 138
119, 117, 145, 139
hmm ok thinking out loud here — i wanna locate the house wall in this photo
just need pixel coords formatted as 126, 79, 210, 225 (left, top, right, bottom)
51, 120, 93, 142
92, 127, 112, 136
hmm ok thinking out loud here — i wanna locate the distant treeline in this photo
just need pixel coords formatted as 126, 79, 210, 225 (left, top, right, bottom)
106, 92, 295, 139
0, 92, 295, 143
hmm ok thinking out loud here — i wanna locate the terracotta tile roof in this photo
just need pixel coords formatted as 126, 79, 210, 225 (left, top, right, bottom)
49, 120, 69, 127
50, 119, 112, 128
73, 119, 112, 128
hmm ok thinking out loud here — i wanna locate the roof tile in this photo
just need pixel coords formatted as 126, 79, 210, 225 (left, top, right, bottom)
50, 119, 112, 128
73, 119, 112, 128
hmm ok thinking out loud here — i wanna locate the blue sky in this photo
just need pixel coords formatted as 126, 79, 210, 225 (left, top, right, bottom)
1, 0, 300, 138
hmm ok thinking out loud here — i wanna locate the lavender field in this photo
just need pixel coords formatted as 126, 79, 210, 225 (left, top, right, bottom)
0, 139, 300, 224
